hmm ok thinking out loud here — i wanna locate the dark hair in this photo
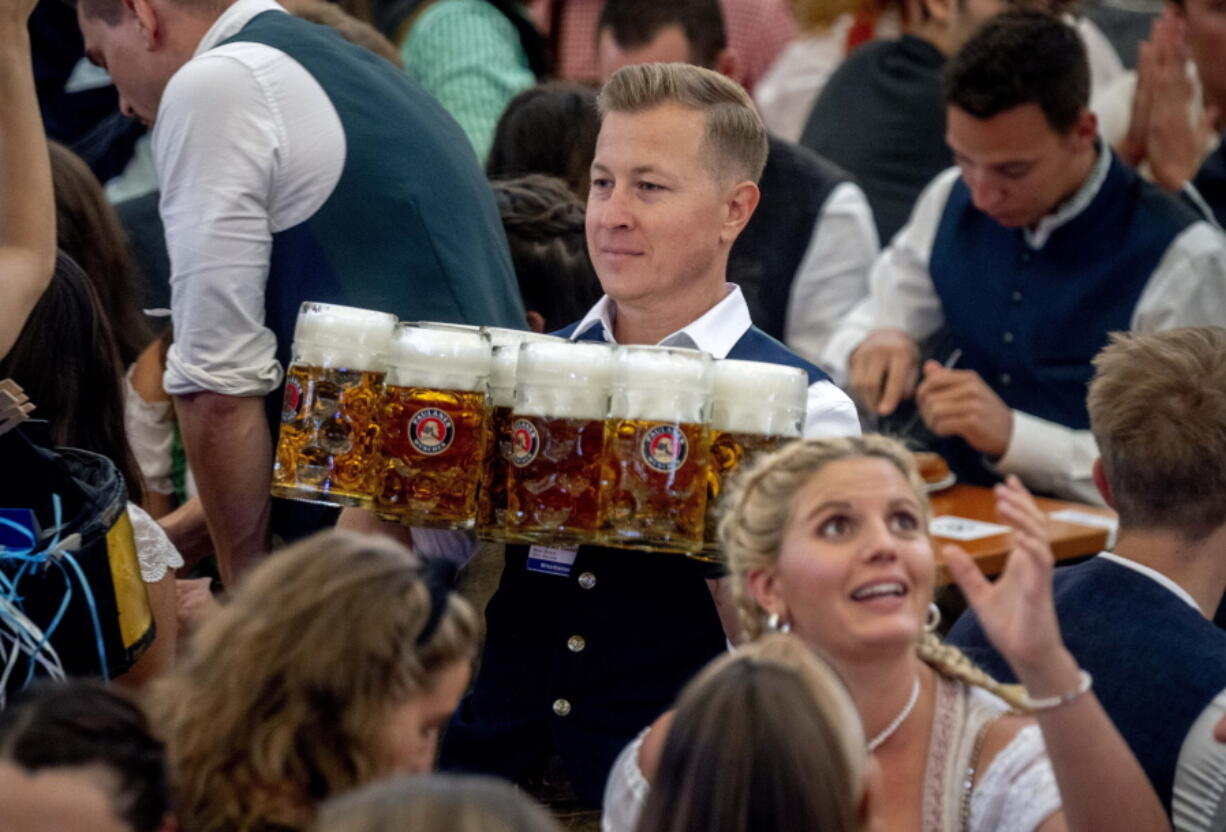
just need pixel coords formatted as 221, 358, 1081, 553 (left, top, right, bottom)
487, 82, 600, 199
490, 175, 604, 332
637, 652, 862, 832
596, 0, 727, 70
944, 10, 1089, 133
0, 251, 146, 505
48, 141, 153, 368
0, 680, 170, 832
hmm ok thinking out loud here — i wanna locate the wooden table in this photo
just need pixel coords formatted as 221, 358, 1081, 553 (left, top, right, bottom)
930, 484, 1117, 584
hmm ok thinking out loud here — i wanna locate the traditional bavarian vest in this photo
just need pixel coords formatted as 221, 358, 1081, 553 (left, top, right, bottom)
729, 137, 850, 342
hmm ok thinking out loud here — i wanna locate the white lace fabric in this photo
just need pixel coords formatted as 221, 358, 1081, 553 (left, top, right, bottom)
127, 503, 185, 583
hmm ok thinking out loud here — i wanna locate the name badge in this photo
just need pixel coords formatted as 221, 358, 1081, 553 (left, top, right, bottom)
527, 545, 579, 577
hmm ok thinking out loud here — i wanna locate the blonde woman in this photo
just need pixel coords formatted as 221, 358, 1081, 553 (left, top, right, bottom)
604, 435, 1169, 832
150, 530, 481, 832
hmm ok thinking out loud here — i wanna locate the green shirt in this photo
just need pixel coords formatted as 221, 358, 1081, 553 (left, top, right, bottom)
401, 0, 536, 162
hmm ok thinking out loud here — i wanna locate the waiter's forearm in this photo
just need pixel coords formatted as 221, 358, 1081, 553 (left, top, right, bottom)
174, 391, 271, 583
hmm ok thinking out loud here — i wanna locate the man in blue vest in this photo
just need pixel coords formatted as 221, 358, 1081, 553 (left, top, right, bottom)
824, 10, 1226, 503
441, 62, 859, 806
75, 0, 526, 580
949, 327, 1226, 828
594, 0, 880, 367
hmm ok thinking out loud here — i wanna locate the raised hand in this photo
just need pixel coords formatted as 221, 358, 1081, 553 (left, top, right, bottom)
943, 475, 1067, 681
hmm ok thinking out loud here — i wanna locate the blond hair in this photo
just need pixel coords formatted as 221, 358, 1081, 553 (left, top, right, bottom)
720, 436, 1027, 711
597, 62, 769, 183
149, 531, 481, 832
1088, 327, 1226, 542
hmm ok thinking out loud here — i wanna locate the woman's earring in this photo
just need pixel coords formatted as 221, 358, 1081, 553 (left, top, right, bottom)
926, 602, 941, 634
767, 612, 792, 634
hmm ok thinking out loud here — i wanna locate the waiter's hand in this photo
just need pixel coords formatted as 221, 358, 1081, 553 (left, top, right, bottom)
849, 328, 920, 416
915, 360, 1013, 457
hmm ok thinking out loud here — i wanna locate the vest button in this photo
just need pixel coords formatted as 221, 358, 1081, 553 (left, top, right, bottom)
1000, 373, 1012, 386
1011, 290, 1023, 303
567, 635, 586, 653
578, 572, 597, 590
1002, 331, 1014, 344
552, 698, 572, 717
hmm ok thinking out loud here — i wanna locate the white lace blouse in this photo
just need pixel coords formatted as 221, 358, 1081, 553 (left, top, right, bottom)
127, 503, 185, 583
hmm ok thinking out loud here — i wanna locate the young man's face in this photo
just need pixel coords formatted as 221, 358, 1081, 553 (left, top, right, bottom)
1178, 0, 1226, 114
947, 102, 1096, 229
78, 5, 172, 126
586, 103, 732, 309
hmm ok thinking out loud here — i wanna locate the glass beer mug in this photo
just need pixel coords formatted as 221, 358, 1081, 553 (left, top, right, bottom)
374, 324, 492, 529
699, 360, 807, 561
271, 302, 397, 508
600, 345, 714, 554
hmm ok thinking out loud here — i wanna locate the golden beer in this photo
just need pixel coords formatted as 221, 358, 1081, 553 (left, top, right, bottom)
476, 332, 564, 542
271, 303, 397, 508
373, 324, 492, 529
599, 345, 714, 553
505, 415, 608, 540
601, 419, 711, 553
375, 387, 488, 527
504, 340, 616, 545
697, 360, 807, 561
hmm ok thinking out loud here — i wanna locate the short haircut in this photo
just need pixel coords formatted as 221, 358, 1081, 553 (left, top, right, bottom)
944, 10, 1089, 134
1088, 327, 1226, 541
596, 0, 726, 69
73, 0, 227, 26
0, 680, 169, 832
597, 62, 769, 183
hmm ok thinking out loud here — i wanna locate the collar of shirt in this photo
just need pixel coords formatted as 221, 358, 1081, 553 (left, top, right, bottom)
1096, 551, 1202, 613
194, 0, 287, 58
567, 284, 753, 357
1023, 139, 1112, 250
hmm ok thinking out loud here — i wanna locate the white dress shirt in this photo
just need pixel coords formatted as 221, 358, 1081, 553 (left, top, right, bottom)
823, 146, 1226, 503
784, 181, 880, 366
568, 284, 862, 439
155, 0, 346, 397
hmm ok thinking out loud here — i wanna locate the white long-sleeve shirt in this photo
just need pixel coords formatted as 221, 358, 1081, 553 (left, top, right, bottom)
823, 149, 1226, 503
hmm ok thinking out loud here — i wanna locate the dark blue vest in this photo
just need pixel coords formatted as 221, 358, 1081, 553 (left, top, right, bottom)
221, 12, 525, 538
554, 318, 833, 386
441, 315, 827, 804
948, 557, 1226, 814
930, 152, 1198, 431
221, 11, 525, 413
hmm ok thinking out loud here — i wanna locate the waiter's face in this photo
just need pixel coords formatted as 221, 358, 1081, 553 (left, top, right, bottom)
585, 103, 732, 308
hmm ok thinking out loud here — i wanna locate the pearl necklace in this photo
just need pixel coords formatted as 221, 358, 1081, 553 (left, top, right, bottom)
866, 676, 921, 752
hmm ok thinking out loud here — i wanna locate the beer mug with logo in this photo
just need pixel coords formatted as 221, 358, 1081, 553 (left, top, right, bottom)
477, 329, 564, 541
505, 341, 616, 544
701, 360, 807, 559
375, 324, 492, 528
601, 346, 714, 553
272, 302, 397, 508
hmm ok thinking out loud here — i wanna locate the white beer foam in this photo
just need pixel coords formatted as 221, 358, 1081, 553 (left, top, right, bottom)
514, 341, 616, 420
711, 360, 807, 435
384, 324, 492, 392
609, 346, 713, 423
489, 331, 564, 406
293, 302, 397, 371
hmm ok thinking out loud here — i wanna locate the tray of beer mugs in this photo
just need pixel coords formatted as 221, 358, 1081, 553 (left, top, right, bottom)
271, 303, 807, 560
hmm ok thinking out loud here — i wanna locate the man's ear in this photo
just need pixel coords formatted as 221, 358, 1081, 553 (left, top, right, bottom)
719, 180, 760, 245
745, 566, 786, 621
713, 47, 742, 86
127, 0, 160, 49
1068, 108, 1099, 154
921, 0, 954, 26
1092, 457, 1115, 509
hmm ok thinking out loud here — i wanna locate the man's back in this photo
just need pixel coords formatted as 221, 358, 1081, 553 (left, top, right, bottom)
799, 35, 950, 244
